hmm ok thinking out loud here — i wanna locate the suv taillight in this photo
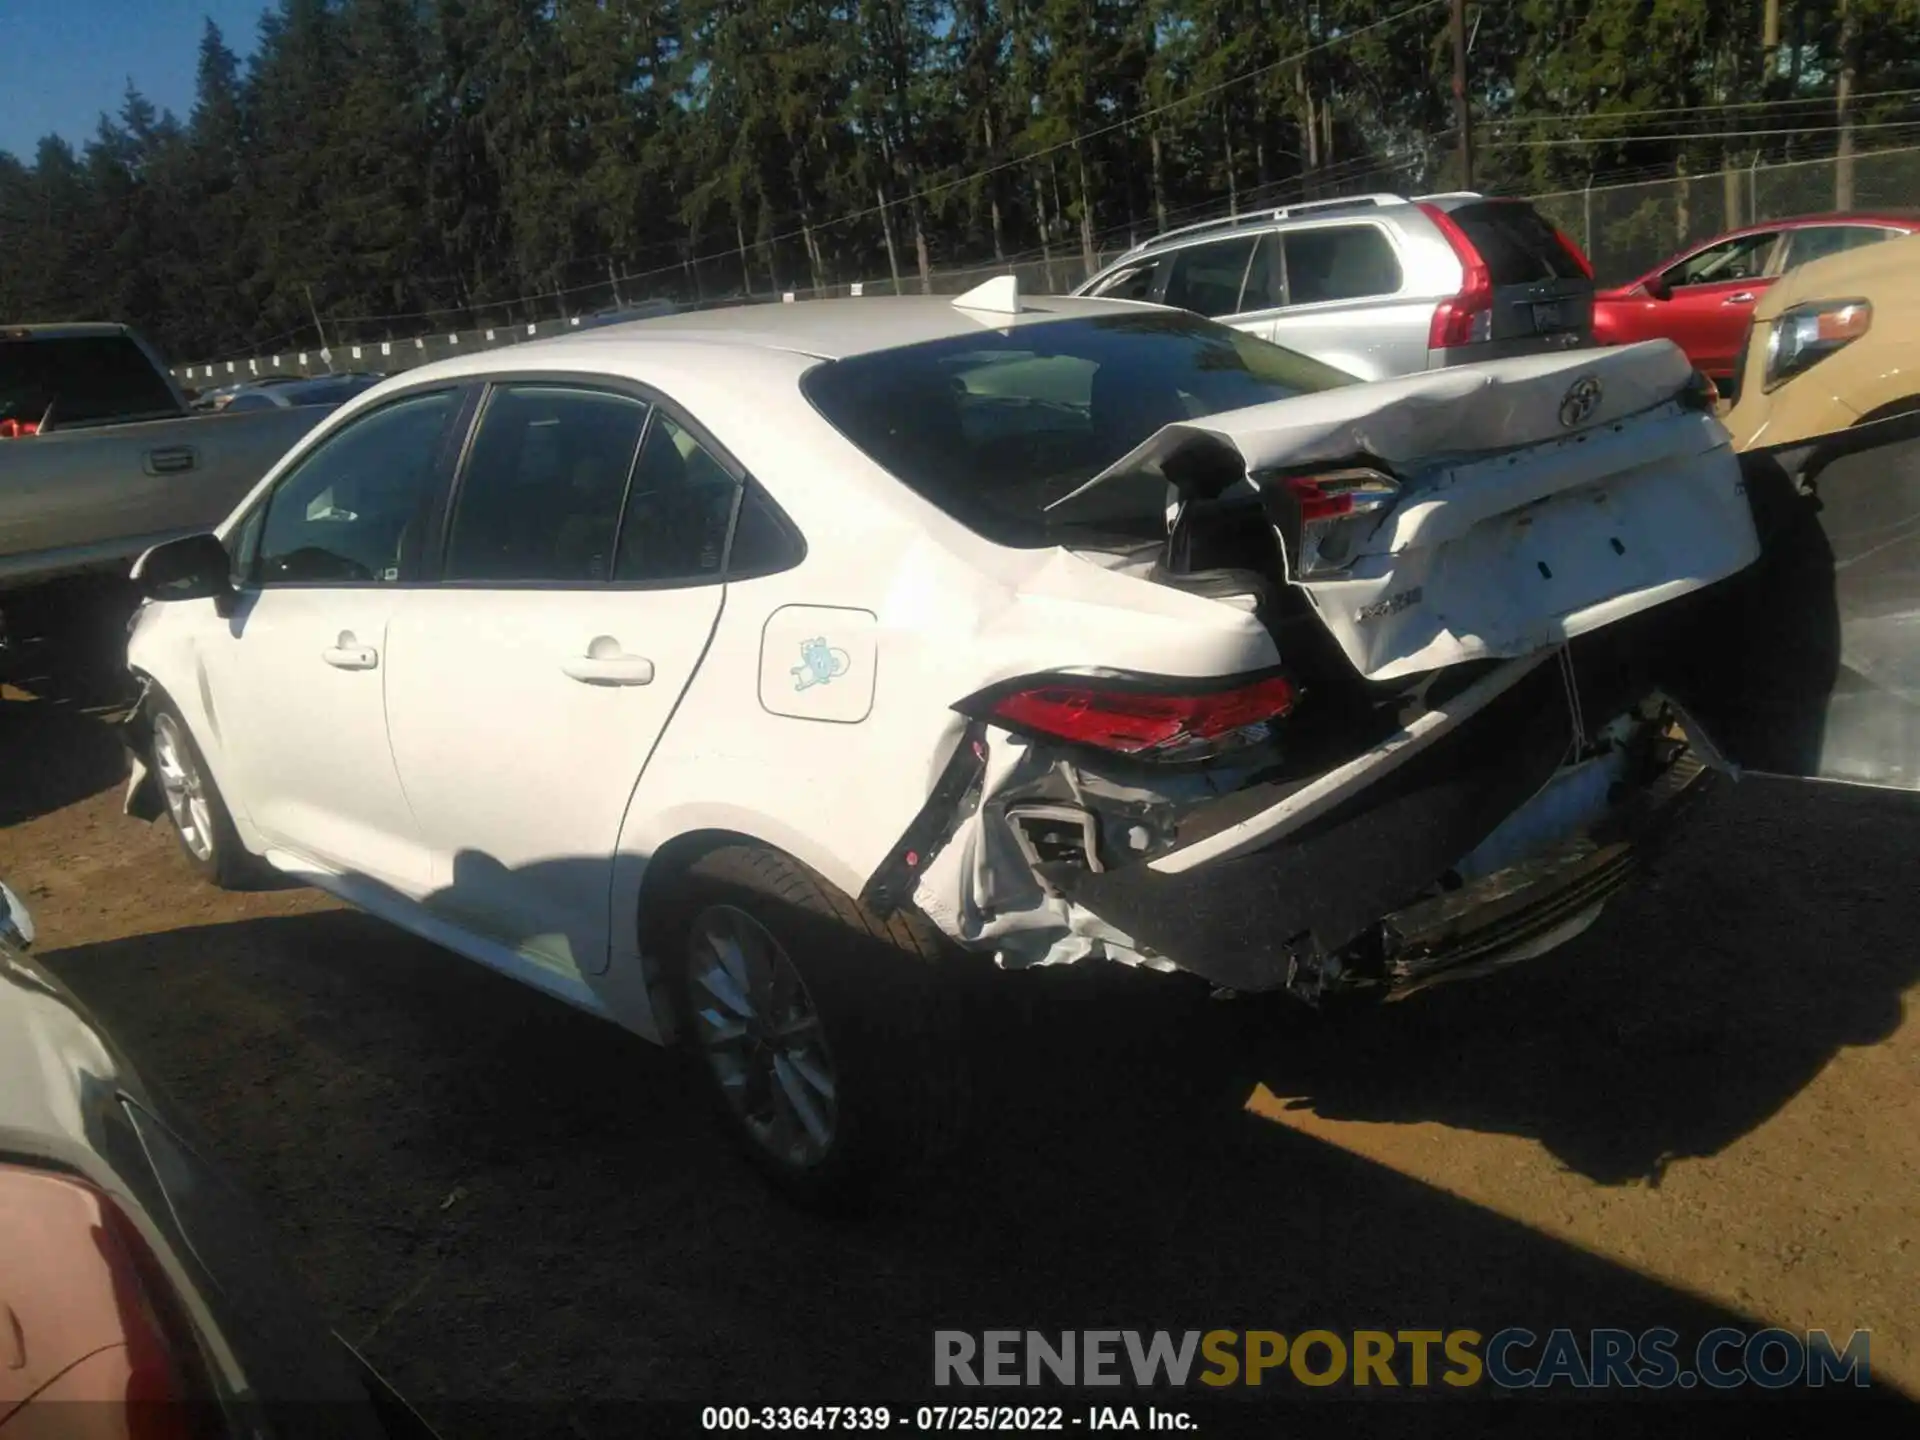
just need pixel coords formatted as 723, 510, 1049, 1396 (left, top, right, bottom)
1419, 201, 1493, 350
960, 672, 1297, 761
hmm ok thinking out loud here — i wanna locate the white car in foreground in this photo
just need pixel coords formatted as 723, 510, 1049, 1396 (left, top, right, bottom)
119, 280, 1908, 1204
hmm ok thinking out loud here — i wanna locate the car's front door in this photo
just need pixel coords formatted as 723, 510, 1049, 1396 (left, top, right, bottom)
1654, 231, 1783, 377
381, 383, 734, 980
209, 387, 467, 891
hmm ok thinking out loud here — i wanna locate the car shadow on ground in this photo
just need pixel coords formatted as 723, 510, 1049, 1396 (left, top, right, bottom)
41, 841, 1918, 1430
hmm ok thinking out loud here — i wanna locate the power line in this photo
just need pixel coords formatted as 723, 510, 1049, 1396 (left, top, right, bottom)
1484, 85, 1920, 127
1483, 117, 1920, 148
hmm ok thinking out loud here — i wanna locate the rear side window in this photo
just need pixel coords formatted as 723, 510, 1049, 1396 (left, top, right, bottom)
1447, 202, 1586, 284
0, 334, 180, 429
1780, 225, 1893, 271
1161, 236, 1260, 317
613, 413, 739, 585
445, 385, 650, 584
1282, 226, 1404, 304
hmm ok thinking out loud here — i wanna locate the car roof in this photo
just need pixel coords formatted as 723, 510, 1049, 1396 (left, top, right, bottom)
506, 292, 1157, 362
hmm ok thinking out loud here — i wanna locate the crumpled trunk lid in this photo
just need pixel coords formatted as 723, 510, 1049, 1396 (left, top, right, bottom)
1052, 339, 1760, 682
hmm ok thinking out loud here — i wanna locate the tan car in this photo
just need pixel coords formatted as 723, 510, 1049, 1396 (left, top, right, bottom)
1722, 230, 1920, 450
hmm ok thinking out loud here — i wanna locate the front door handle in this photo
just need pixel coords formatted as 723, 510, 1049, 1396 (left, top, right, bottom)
562, 638, 654, 687
322, 632, 378, 670
1723, 292, 1756, 305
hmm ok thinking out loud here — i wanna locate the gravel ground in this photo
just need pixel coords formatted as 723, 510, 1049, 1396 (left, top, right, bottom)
3, 602, 1917, 1434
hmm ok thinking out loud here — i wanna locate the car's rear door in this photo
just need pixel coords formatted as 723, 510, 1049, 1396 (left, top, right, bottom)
1264, 223, 1427, 378
381, 381, 734, 981
1661, 412, 1920, 792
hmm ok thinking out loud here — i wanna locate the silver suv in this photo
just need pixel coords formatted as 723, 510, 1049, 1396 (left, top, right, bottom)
1074, 192, 1596, 380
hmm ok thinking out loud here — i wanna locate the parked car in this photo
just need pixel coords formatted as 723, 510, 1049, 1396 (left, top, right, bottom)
0, 324, 336, 591
1072, 192, 1594, 380
193, 375, 306, 412
114, 283, 1911, 1205
223, 373, 387, 411
1720, 231, 1920, 452
0, 878, 434, 1437
1590, 213, 1920, 390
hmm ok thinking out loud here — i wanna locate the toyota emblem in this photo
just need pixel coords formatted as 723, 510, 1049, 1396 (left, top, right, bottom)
1559, 375, 1603, 428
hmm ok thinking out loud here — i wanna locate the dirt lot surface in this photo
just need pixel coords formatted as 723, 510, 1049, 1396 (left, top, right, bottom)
3, 608, 1917, 1434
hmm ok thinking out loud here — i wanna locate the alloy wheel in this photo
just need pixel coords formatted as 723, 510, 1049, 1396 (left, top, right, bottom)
152, 713, 216, 863
687, 904, 839, 1169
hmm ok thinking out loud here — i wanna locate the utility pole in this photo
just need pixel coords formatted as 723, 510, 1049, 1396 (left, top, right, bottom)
1451, 0, 1474, 191
302, 283, 334, 374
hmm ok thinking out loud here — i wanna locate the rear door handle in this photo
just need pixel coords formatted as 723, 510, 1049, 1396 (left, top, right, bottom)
322, 633, 378, 670
143, 445, 198, 476
562, 640, 654, 686
1724, 292, 1756, 305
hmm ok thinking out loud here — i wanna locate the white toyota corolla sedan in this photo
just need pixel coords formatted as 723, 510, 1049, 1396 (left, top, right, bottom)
119, 280, 1871, 1204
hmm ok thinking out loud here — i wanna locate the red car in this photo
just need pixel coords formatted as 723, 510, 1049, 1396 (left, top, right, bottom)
1591, 213, 1920, 385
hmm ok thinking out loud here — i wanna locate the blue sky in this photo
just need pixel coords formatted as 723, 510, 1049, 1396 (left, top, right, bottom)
0, 0, 272, 158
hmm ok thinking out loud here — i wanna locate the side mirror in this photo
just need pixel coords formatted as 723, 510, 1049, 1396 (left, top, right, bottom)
1643, 275, 1673, 302
133, 532, 233, 604
0, 879, 33, 951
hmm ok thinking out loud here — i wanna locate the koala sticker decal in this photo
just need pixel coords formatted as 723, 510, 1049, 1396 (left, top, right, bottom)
792, 637, 852, 692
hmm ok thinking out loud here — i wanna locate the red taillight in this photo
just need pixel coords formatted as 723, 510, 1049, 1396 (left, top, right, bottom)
975, 674, 1297, 759
1419, 201, 1493, 350
0, 418, 39, 438
1262, 469, 1400, 577
1553, 226, 1595, 278
1282, 477, 1358, 523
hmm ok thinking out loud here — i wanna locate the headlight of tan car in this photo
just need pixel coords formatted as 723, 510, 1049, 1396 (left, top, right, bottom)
1764, 299, 1872, 392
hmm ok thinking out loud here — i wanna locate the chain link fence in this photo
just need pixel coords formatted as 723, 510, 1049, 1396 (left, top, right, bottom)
172, 144, 1920, 387
1530, 144, 1920, 287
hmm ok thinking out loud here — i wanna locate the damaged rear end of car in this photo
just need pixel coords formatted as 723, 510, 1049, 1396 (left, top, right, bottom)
815, 308, 1757, 1005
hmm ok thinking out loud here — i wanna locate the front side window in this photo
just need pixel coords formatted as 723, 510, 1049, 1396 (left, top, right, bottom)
444, 385, 650, 584
1087, 259, 1162, 302
254, 390, 458, 585
613, 413, 740, 585
1664, 233, 1778, 287
1161, 236, 1261, 318
1239, 233, 1286, 311
802, 311, 1353, 549
1282, 226, 1404, 305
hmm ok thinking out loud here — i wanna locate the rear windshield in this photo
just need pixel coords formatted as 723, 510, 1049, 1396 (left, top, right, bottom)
801, 311, 1352, 548
1448, 201, 1588, 285
0, 334, 182, 429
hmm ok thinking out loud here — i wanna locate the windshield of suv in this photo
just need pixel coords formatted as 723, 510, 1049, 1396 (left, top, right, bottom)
802, 310, 1352, 548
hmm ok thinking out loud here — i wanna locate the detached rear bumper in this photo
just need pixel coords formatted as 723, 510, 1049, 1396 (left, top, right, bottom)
1050, 641, 1712, 998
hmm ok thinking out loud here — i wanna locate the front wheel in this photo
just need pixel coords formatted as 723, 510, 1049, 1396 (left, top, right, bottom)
150, 703, 251, 888
669, 844, 963, 1210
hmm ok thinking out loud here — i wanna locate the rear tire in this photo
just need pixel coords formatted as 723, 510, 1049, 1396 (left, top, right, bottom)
667, 844, 964, 1211
149, 699, 252, 888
